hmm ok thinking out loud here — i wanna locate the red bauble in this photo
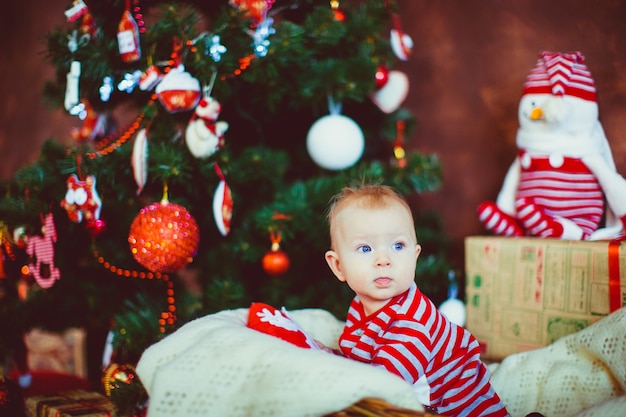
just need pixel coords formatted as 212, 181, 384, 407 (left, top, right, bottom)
128, 201, 199, 273
86, 219, 106, 238
262, 248, 290, 276
375, 65, 389, 89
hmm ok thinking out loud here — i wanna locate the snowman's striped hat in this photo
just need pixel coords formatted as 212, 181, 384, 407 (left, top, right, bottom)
522, 51, 597, 102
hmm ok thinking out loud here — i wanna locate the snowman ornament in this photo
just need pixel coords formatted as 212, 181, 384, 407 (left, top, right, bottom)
185, 95, 229, 159
478, 51, 626, 240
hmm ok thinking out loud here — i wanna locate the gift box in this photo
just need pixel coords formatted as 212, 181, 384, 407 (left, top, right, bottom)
24, 327, 87, 378
465, 236, 625, 360
25, 390, 116, 417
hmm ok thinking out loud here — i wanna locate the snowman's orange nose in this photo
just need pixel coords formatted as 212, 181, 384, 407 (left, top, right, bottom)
530, 106, 543, 120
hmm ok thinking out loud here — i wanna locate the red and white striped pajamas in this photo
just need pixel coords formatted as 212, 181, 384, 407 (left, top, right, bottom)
339, 283, 509, 417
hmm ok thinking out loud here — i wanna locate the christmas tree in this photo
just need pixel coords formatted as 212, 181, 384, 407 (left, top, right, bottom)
0, 0, 451, 392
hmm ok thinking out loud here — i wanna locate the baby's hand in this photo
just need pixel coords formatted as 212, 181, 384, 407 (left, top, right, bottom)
314, 340, 343, 355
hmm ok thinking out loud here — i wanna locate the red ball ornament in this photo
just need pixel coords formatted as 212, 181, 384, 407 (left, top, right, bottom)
128, 201, 199, 273
262, 244, 290, 276
375, 65, 389, 89
86, 219, 106, 238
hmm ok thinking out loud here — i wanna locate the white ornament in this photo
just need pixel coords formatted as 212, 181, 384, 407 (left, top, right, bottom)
438, 272, 466, 327
439, 298, 466, 327
306, 114, 365, 170
65, 61, 81, 112
185, 96, 229, 158
390, 28, 413, 61
371, 70, 409, 114
131, 128, 148, 195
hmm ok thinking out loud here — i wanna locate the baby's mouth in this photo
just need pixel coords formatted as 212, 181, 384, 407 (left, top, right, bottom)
374, 277, 392, 287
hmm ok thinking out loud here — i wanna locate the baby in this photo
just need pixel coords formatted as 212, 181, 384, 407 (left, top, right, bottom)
324, 184, 509, 417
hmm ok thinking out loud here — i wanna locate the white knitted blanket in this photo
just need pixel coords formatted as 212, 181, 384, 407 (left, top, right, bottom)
489, 307, 626, 417
135, 308, 423, 417
136, 307, 626, 417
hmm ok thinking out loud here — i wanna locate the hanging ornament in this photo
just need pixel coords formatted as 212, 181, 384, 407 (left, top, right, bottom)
375, 65, 389, 89
65, 28, 90, 114
117, 0, 141, 63
65, 0, 88, 22
13, 227, 27, 249
132, 128, 149, 195
306, 96, 364, 170
70, 100, 108, 142
330, 0, 345, 22
102, 363, 141, 397
139, 65, 163, 91
79, 8, 98, 38
371, 70, 409, 114
85, 219, 107, 239
230, 0, 275, 27
212, 164, 233, 236
393, 119, 407, 168
438, 271, 466, 327
156, 65, 201, 113
128, 187, 200, 273
262, 215, 291, 276
60, 173, 103, 223
64, 60, 81, 112
186, 79, 229, 158
389, 12, 413, 61
26, 213, 60, 289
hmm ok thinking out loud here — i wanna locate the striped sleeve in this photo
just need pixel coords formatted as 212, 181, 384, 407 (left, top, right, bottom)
371, 318, 432, 383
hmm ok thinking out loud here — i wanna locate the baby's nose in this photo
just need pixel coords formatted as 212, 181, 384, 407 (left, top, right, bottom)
375, 253, 391, 267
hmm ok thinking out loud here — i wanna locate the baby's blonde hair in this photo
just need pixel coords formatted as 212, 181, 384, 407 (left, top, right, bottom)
326, 184, 415, 249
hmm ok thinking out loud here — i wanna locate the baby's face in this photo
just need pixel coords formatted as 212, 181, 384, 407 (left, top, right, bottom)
325, 201, 420, 315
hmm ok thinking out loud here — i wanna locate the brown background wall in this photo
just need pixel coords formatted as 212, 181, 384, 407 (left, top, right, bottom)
2, 0, 626, 270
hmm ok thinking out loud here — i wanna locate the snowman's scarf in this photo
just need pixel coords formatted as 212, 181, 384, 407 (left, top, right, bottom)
516, 121, 613, 165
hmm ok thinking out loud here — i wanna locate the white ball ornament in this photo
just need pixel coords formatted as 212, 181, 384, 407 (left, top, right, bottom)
306, 114, 365, 170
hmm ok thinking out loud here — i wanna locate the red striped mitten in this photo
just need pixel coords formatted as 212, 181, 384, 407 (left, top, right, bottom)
477, 201, 524, 237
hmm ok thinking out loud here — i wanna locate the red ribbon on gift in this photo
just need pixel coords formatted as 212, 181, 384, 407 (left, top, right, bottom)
608, 239, 623, 313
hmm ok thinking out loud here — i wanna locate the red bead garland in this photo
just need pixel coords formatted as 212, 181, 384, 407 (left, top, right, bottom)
93, 250, 176, 332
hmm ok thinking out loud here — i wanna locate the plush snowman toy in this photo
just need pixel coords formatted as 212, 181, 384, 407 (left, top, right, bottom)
478, 51, 626, 240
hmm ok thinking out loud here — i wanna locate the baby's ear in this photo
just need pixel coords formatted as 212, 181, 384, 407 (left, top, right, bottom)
415, 243, 422, 259
325, 250, 345, 282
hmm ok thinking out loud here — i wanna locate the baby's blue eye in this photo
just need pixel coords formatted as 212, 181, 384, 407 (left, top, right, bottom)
357, 245, 371, 253
392, 242, 405, 251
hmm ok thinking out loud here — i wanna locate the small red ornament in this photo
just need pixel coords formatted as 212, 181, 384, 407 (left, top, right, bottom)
262, 246, 290, 276
262, 218, 290, 276
330, 0, 345, 22
86, 219, 107, 238
128, 195, 199, 273
374, 65, 389, 89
